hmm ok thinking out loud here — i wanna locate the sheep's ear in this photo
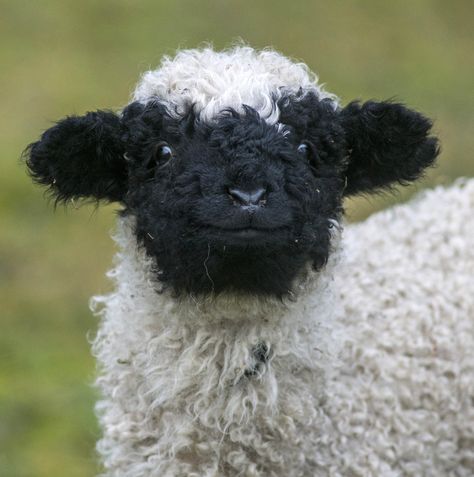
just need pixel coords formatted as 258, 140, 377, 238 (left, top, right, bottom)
25, 110, 127, 203
340, 101, 439, 196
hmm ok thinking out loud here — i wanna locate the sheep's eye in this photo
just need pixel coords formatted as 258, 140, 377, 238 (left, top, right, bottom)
297, 143, 310, 158
155, 143, 173, 162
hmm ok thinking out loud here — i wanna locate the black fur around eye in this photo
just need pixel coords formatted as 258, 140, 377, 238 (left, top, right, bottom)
155, 143, 173, 162
297, 143, 310, 158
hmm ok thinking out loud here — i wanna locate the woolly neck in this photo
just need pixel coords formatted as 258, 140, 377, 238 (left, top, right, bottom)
92, 215, 345, 443
92, 215, 346, 389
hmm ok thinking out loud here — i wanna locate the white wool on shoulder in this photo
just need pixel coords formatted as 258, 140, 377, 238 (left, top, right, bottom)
91, 180, 474, 476
328, 179, 474, 476
132, 46, 337, 123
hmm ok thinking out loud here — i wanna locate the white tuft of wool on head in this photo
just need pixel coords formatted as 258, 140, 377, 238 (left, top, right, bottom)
133, 46, 337, 123
25, 46, 473, 476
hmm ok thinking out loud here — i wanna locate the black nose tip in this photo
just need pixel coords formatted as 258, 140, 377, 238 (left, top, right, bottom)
228, 187, 267, 206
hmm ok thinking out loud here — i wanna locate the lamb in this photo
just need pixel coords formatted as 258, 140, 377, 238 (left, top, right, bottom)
26, 46, 474, 476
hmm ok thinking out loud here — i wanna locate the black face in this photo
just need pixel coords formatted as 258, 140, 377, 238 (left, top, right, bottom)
123, 95, 347, 295
25, 92, 439, 297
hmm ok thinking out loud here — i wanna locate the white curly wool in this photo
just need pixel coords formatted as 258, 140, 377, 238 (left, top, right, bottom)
132, 46, 337, 123
329, 179, 474, 476
92, 220, 344, 477
92, 180, 474, 476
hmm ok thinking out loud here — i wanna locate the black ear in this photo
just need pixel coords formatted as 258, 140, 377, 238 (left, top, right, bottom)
25, 110, 127, 203
340, 101, 440, 196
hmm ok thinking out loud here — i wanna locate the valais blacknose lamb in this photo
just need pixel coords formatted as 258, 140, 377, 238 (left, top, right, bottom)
26, 47, 474, 477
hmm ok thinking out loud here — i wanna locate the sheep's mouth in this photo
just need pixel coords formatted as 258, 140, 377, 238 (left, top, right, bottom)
206, 225, 290, 246
219, 226, 280, 235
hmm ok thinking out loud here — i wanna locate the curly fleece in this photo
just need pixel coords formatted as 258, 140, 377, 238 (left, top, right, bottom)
92, 179, 474, 477
132, 46, 337, 124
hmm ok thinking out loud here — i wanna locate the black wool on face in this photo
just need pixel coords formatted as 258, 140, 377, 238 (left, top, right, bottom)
122, 98, 348, 297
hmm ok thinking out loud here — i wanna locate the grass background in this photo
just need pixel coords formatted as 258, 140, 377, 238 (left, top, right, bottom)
1, 1, 473, 475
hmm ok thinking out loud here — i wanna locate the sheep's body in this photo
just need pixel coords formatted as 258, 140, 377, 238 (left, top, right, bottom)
330, 180, 474, 476
92, 179, 474, 477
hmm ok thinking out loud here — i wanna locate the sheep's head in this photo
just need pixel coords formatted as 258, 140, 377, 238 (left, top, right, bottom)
26, 48, 439, 297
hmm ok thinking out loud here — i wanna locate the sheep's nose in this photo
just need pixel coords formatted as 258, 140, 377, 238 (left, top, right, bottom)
228, 187, 267, 206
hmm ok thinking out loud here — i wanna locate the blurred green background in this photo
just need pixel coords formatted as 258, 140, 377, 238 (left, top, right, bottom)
1, 1, 473, 475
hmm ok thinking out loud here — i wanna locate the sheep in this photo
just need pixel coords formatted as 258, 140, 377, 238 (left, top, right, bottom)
25, 46, 473, 477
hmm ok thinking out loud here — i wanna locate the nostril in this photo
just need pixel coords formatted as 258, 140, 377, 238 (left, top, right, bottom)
228, 187, 267, 206
249, 188, 267, 205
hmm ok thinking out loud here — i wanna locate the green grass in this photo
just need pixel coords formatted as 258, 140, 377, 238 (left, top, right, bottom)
1, 1, 473, 475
